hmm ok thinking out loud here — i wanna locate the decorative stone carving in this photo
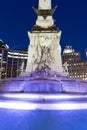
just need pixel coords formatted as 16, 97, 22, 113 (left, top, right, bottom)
32, 25, 59, 32
26, 31, 65, 76
63, 62, 69, 76
33, 6, 57, 19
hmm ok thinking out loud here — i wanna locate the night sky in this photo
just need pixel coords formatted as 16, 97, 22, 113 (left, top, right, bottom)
0, 0, 87, 60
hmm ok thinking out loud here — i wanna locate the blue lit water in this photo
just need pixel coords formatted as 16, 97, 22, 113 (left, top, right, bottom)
0, 109, 87, 130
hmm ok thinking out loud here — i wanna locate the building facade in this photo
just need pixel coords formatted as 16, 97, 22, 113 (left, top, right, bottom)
62, 46, 87, 80
0, 40, 27, 79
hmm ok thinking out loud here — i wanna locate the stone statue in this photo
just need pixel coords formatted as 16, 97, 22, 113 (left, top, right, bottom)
35, 35, 53, 68
63, 62, 69, 74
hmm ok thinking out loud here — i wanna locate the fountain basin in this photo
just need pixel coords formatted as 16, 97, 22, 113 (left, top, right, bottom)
0, 76, 87, 93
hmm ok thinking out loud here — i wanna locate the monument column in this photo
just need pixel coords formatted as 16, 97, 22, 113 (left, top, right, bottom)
39, 0, 51, 9
26, 0, 66, 76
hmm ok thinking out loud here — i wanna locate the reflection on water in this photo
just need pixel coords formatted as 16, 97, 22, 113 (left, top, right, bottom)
0, 109, 87, 130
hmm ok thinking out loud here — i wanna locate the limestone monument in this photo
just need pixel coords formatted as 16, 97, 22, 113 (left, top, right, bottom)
26, 0, 66, 76
0, 0, 87, 94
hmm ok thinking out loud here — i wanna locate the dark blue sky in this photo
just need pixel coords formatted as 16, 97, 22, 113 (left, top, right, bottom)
0, 0, 87, 59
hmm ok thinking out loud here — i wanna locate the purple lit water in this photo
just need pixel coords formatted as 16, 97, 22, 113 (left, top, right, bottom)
0, 109, 87, 130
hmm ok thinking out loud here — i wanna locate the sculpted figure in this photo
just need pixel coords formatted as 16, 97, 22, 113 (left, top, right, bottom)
34, 35, 53, 69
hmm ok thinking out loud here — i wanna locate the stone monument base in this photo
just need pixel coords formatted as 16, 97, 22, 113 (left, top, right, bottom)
0, 75, 87, 93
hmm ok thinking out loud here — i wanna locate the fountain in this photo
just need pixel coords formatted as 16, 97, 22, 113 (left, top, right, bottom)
0, 2, 87, 130
0, 0, 87, 94
0, 0, 87, 111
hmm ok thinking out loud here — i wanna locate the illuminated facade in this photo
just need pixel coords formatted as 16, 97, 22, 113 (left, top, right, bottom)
0, 40, 27, 79
62, 46, 87, 80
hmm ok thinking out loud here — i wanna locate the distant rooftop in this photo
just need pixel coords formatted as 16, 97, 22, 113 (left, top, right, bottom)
63, 46, 75, 54
0, 39, 9, 49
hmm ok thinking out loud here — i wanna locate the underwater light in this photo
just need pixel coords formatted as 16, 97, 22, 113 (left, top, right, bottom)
1, 93, 87, 100
0, 100, 87, 110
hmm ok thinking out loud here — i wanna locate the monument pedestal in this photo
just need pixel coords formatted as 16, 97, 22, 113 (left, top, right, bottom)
26, 31, 67, 76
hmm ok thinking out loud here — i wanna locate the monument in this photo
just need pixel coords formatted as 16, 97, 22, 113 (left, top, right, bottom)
26, 0, 66, 77
0, 0, 87, 94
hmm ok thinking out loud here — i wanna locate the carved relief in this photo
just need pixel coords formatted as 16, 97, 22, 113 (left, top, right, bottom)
34, 34, 57, 69
26, 31, 63, 75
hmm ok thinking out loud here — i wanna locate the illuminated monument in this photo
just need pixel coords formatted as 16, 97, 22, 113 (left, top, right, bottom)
26, 0, 66, 76
0, 0, 87, 94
